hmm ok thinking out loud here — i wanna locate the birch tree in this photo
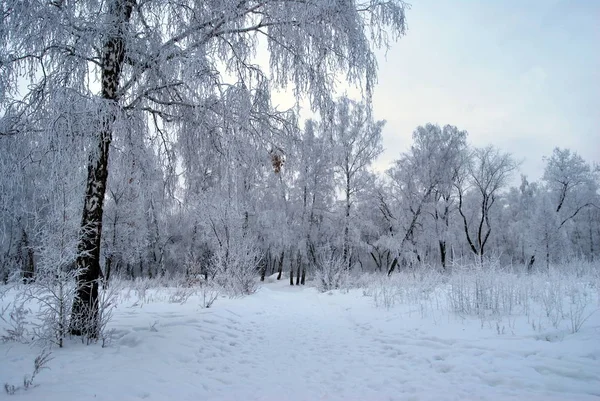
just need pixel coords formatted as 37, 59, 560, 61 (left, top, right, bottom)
457, 146, 517, 263
330, 96, 384, 270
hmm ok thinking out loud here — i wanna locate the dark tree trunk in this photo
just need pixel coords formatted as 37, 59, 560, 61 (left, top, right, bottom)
260, 255, 267, 281
70, 0, 135, 338
343, 179, 351, 270
527, 254, 535, 273
300, 267, 306, 285
340, 167, 353, 271
104, 257, 112, 288
387, 257, 399, 275
370, 251, 381, 271
70, 125, 111, 337
270, 256, 275, 276
289, 264, 294, 285
307, 241, 317, 267
20, 229, 35, 282
295, 251, 301, 285
439, 240, 446, 270
276, 250, 284, 280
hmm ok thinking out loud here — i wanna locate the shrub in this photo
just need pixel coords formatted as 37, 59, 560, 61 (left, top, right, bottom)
314, 246, 348, 292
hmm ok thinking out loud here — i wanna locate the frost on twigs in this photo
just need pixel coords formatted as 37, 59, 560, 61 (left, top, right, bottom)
200, 283, 220, 309
168, 284, 196, 305
212, 234, 261, 298
1, 291, 32, 344
25, 267, 79, 348
314, 245, 349, 292
4, 349, 53, 395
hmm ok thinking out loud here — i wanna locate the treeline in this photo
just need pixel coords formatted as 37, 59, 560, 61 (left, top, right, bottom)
1, 96, 598, 286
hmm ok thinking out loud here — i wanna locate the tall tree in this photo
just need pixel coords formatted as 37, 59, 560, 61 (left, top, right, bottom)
291, 119, 335, 277
542, 148, 598, 224
329, 97, 384, 270
528, 148, 600, 269
457, 146, 517, 263
387, 123, 467, 272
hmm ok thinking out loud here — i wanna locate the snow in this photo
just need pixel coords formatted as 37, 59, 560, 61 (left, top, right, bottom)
1, 278, 599, 401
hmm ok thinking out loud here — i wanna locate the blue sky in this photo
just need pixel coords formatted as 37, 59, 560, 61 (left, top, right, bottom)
371, 0, 599, 181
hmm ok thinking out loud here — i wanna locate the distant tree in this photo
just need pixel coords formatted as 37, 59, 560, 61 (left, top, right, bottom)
502, 175, 539, 267
542, 148, 598, 225
330, 97, 385, 270
386, 124, 467, 273
457, 146, 517, 263
525, 148, 600, 269
291, 119, 335, 280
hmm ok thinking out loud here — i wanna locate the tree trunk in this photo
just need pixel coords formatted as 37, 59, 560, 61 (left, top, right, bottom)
387, 257, 399, 276
589, 210, 594, 262
296, 265, 301, 286
527, 254, 535, 273
300, 267, 306, 285
20, 229, 35, 282
295, 251, 301, 285
276, 250, 284, 280
439, 240, 446, 270
343, 176, 351, 270
70, 124, 111, 337
370, 251, 381, 271
104, 257, 112, 288
70, 0, 135, 338
260, 254, 267, 281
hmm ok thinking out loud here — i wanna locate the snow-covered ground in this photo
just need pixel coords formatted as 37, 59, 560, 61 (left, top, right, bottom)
1, 277, 599, 401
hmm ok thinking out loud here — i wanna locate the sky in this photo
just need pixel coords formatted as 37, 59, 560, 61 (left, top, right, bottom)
367, 0, 599, 182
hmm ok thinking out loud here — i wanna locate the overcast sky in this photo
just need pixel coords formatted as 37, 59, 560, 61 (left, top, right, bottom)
369, 0, 599, 182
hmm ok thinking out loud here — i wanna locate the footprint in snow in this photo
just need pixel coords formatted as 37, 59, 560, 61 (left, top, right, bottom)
119, 334, 143, 348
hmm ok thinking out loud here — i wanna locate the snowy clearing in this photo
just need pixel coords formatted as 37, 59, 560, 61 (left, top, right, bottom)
1, 276, 599, 401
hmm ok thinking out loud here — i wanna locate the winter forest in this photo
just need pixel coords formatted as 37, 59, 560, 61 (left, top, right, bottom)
1, 1, 599, 400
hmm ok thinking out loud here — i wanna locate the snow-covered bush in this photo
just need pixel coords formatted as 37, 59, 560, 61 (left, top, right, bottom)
178, 258, 220, 307
96, 280, 119, 347
0, 293, 31, 343
132, 277, 154, 304
539, 279, 563, 328
212, 235, 261, 297
13, 228, 80, 348
447, 264, 524, 318
370, 276, 397, 310
366, 267, 443, 313
566, 282, 596, 333
443, 261, 600, 333
1, 271, 117, 348
314, 246, 348, 292
200, 282, 220, 309
169, 284, 196, 305
25, 267, 78, 348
